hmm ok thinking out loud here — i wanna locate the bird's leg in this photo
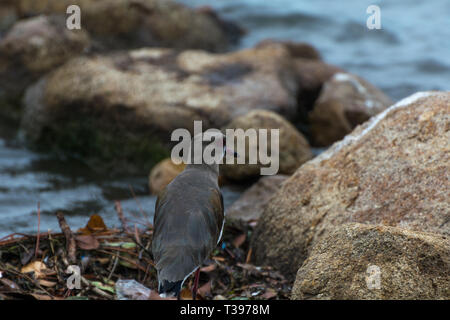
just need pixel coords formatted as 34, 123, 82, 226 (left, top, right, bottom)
192, 268, 200, 300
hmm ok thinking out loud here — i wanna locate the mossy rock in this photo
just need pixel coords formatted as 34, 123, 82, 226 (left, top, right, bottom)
34, 115, 170, 175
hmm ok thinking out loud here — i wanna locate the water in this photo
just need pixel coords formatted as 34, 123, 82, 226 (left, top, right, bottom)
181, 0, 450, 99
0, 0, 449, 237
0, 131, 242, 237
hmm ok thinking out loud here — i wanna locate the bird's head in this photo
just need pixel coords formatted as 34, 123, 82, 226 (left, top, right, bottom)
189, 130, 238, 167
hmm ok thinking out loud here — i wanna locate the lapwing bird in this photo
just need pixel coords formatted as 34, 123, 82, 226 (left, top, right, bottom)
152, 132, 237, 299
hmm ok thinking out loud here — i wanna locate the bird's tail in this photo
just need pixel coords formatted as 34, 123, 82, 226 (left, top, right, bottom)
158, 280, 183, 298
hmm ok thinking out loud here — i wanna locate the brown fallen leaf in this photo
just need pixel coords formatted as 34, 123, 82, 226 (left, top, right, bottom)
0, 278, 20, 291
78, 214, 108, 235
21, 261, 47, 279
38, 279, 57, 287
31, 294, 58, 300
262, 288, 277, 300
95, 257, 110, 265
212, 256, 225, 262
75, 234, 100, 250
200, 263, 216, 273
180, 288, 192, 300
232, 233, 246, 248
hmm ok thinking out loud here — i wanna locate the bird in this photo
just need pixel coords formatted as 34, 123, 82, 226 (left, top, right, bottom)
151, 131, 237, 299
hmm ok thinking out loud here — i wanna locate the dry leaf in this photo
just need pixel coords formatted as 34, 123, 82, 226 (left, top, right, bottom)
212, 256, 225, 262
232, 233, 246, 248
31, 294, 54, 300
0, 278, 20, 291
38, 279, 57, 287
78, 214, 108, 235
21, 261, 47, 278
95, 257, 110, 265
262, 288, 277, 299
75, 235, 100, 250
200, 263, 216, 273
180, 288, 192, 300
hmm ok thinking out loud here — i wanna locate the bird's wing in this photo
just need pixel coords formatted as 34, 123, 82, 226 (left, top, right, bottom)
152, 177, 224, 282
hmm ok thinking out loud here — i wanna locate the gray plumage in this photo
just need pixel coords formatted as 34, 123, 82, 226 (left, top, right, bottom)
152, 159, 224, 296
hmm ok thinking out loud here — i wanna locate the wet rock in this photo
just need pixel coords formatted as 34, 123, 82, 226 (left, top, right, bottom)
21, 44, 299, 173
256, 39, 322, 60
226, 175, 288, 222
15, 0, 242, 52
0, 15, 89, 115
292, 223, 450, 300
294, 59, 343, 125
309, 72, 393, 146
252, 92, 450, 278
149, 158, 185, 195
254, 39, 344, 132
221, 110, 313, 181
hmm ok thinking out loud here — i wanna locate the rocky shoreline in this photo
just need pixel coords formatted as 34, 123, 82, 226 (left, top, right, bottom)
0, 0, 448, 300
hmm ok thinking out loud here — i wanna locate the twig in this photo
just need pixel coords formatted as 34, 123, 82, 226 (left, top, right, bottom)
107, 255, 119, 282
245, 247, 252, 264
134, 224, 141, 246
35, 202, 41, 260
128, 184, 151, 227
61, 256, 113, 300
81, 276, 113, 299
114, 201, 130, 233
131, 235, 154, 261
96, 249, 149, 272
142, 262, 152, 285
55, 212, 77, 264
2, 265, 54, 299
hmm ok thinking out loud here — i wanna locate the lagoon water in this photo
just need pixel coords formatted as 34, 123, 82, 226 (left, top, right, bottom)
0, 0, 449, 237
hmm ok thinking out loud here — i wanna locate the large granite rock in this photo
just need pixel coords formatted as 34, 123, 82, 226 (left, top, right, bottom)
292, 223, 450, 300
0, 15, 89, 116
252, 92, 450, 278
15, 0, 242, 52
309, 72, 393, 146
221, 110, 313, 181
20, 44, 300, 173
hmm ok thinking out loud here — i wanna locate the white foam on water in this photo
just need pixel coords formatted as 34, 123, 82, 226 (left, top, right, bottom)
311, 91, 437, 164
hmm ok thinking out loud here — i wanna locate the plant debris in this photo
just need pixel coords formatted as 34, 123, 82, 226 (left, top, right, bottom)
0, 206, 291, 300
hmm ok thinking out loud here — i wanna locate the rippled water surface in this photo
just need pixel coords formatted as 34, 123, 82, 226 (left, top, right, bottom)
182, 0, 450, 99
1, 0, 449, 236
